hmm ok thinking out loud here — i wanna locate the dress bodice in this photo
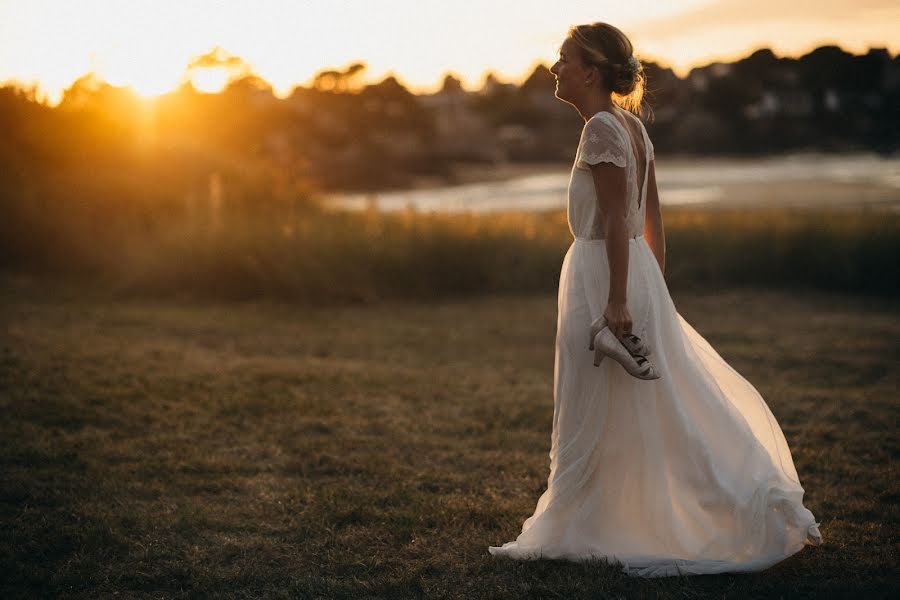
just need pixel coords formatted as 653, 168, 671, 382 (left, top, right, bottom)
566, 111, 655, 240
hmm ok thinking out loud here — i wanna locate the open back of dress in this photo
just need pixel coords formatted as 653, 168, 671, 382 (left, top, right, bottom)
565, 110, 652, 241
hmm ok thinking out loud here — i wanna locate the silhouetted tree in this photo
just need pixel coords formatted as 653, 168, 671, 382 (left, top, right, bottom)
440, 73, 464, 94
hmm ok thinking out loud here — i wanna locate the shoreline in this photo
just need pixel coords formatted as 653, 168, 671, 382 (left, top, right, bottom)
322, 152, 900, 214
324, 150, 899, 198
376, 161, 570, 195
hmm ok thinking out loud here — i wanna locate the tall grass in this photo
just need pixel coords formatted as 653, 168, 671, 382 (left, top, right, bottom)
1, 184, 896, 301
662, 207, 899, 296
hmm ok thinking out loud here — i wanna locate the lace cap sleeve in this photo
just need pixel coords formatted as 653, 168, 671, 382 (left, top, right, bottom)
576, 114, 628, 170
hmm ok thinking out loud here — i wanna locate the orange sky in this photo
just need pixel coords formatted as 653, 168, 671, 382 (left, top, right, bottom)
1, 0, 897, 103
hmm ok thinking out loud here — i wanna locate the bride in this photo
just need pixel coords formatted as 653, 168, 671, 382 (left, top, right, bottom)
487, 22, 823, 577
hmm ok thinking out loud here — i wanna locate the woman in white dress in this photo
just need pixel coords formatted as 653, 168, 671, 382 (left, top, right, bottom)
488, 22, 823, 577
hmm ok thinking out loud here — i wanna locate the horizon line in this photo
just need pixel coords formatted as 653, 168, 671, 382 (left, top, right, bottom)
3, 40, 896, 107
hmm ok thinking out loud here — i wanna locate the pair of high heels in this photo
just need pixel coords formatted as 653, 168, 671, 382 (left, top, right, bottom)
589, 316, 661, 380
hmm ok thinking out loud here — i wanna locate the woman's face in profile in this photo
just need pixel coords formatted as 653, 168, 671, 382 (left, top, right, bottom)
550, 37, 592, 104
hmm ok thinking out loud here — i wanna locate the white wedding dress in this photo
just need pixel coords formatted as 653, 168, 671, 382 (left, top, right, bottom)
488, 110, 823, 577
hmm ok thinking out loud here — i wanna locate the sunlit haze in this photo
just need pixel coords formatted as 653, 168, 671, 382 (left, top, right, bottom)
1, 0, 897, 104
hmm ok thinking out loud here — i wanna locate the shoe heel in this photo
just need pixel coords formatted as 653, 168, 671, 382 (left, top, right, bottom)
593, 340, 605, 367
589, 316, 607, 351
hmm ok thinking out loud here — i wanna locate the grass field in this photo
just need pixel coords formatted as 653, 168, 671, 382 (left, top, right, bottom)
2, 275, 898, 598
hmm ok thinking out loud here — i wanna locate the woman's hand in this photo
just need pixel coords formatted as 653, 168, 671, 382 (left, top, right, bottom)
603, 300, 633, 340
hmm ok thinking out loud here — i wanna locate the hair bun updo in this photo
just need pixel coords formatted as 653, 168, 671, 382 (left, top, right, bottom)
610, 55, 642, 96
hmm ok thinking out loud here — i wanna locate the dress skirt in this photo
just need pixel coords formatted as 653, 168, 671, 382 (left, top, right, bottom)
488, 235, 823, 577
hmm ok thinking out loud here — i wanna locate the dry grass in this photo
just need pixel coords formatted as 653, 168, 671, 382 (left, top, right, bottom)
1, 275, 898, 598
5, 203, 899, 302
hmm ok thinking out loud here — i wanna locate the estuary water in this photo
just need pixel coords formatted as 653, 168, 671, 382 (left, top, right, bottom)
328, 153, 900, 213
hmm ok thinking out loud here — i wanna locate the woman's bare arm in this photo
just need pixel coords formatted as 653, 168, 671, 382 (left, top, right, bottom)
589, 161, 632, 337
643, 160, 666, 276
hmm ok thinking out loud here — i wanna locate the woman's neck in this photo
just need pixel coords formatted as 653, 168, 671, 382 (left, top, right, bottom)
577, 93, 615, 122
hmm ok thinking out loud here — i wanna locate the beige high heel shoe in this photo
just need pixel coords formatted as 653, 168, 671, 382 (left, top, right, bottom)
590, 316, 652, 357
588, 317, 660, 380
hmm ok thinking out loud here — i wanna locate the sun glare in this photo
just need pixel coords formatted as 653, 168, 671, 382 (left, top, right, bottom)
190, 66, 231, 94
130, 80, 176, 99
98, 53, 182, 99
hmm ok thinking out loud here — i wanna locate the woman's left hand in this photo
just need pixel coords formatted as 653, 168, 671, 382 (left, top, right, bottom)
603, 300, 632, 341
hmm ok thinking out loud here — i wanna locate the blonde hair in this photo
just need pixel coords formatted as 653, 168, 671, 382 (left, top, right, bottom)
567, 23, 647, 118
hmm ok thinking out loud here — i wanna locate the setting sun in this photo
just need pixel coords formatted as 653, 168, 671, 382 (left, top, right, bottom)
189, 67, 231, 94
101, 57, 182, 98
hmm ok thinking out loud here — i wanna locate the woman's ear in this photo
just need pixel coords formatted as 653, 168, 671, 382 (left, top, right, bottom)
587, 64, 601, 87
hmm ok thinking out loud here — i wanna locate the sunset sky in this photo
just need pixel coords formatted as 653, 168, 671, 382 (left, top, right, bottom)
1, 0, 897, 103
